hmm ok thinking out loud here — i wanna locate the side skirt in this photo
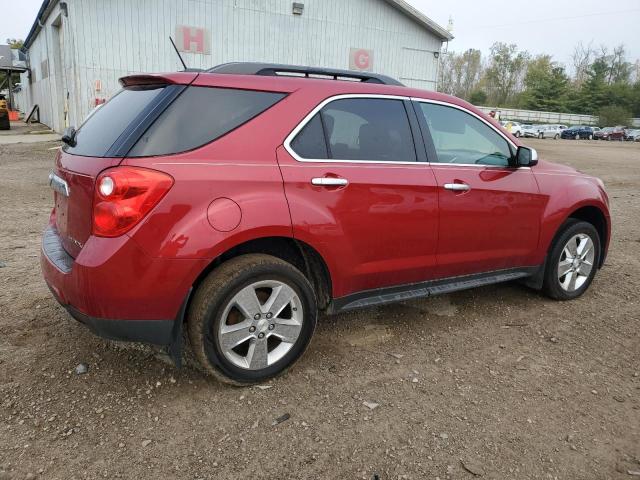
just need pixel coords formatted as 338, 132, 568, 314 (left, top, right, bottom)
327, 266, 541, 314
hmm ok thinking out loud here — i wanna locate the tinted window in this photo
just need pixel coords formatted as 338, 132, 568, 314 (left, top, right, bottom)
65, 86, 165, 157
418, 103, 512, 166
129, 87, 286, 157
320, 98, 416, 162
290, 113, 328, 159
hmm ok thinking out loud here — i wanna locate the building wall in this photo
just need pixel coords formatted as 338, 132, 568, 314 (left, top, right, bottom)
21, 0, 444, 131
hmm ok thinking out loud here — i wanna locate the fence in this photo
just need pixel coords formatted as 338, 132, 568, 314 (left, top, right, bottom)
476, 106, 640, 127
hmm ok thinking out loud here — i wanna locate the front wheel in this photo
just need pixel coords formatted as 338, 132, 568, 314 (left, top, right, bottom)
542, 219, 600, 300
588, 134, 593, 140
575, 134, 580, 140
187, 254, 317, 385
554, 134, 560, 140
514, 131, 521, 138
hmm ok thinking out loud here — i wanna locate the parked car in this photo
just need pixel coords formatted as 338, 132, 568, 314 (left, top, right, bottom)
521, 124, 543, 138
624, 129, 640, 141
42, 63, 611, 384
539, 125, 562, 139
594, 126, 626, 141
561, 125, 595, 140
500, 120, 523, 137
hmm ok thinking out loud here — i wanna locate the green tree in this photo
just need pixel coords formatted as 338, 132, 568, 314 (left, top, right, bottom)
520, 55, 569, 111
577, 58, 610, 114
483, 43, 530, 107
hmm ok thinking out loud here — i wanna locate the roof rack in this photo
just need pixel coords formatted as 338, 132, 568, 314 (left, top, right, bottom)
206, 62, 405, 86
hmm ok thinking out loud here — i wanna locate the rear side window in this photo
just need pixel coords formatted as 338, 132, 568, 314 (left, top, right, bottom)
65, 86, 166, 157
289, 98, 416, 162
290, 113, 328, 159
128, 87, 286, 157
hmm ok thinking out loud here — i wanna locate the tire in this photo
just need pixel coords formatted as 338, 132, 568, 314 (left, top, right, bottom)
542, 219, 601, 301
554, 134, 560, 140
574, 134, 580, 140
588, 134, 593, 140
539, 133, 544, 139
187, 254, 317, 385
514, 131, 521, 138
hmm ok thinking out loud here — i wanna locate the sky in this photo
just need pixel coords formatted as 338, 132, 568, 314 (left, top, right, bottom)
2, 0, 640, 72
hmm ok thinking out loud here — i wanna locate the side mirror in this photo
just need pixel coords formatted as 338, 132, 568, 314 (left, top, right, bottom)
61, 126, 77, 147
515, 146, 538, 167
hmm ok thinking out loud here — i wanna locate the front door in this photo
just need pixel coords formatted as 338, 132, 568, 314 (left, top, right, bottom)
413, 100, 545, 278
277, 95, 439, 298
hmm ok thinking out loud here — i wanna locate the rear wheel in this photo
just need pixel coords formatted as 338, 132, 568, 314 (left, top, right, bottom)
554, 134, 560, 140
574, 134, 580, 140
542, 219, 600, 300
188, 254, 317, 385
588, 134, 593, 140
514, 131, 521, 138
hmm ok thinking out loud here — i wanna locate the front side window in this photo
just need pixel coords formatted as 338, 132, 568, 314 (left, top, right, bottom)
418, 103, 513, 166
289, 98, 416, 162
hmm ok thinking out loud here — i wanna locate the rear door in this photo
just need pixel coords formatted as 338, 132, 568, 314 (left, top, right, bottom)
413, 99, 545, 278
277, 94, 439, 297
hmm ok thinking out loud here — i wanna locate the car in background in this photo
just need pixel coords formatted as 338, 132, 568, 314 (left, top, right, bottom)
594, 127, 625, 141
500, 121, 523, 137
561, 126, 595, 140
522, 124, 542, 138
624, 129, 640, 141
539, 125, 562, 139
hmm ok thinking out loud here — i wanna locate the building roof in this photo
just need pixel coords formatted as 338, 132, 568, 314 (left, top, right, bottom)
383, 0, 453, 40
22, 0, 452, 52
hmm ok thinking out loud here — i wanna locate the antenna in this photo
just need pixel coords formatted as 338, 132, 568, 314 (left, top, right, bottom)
169, 36, 188, 71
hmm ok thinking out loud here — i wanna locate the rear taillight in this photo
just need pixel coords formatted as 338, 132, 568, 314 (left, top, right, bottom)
92, 167, 173, 237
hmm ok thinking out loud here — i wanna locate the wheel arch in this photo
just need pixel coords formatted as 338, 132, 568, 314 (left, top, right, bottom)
189, 236, 333, 311
566, 205, 609, 267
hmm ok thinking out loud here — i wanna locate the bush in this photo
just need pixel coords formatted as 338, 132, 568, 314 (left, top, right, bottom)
597, 105, 632, 127
469, 90, 488, 105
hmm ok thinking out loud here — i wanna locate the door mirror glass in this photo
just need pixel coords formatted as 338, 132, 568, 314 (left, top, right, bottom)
516, 146, 538, 167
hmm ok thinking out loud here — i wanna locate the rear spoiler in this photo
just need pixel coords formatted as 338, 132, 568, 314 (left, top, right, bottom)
119, 72, 199, 87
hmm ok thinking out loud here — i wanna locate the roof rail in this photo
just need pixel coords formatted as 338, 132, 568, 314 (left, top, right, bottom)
206, 62, 405, 86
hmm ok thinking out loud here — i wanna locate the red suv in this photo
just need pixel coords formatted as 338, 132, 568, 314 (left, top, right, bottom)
42, 63, 611, 384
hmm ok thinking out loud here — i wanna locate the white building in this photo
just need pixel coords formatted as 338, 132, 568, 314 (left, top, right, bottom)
18, 0, 452, 132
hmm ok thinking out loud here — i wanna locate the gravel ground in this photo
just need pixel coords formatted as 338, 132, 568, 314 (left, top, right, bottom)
1, 139, 639, 480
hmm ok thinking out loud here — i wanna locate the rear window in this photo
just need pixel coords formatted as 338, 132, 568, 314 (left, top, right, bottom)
65, 86, 166, 157
128, 87, 286, 157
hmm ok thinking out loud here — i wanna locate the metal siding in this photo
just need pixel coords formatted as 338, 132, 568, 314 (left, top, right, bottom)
20, 0, 443, 131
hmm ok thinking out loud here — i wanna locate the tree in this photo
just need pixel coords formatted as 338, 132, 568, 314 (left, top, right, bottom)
597, 105, 631, 127
438, 49, 483, 100
579, 58, 610, 114
572, 41, 595, 86
483, 42, 530, 107
6, 39, 23, 49
520, 55, 569, 111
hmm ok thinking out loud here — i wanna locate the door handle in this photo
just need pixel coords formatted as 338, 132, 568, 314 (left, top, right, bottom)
311, 177, 349, 187
443, 183, 470, 192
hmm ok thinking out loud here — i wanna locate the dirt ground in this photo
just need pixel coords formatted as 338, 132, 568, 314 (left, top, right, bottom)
1, 138, 639, 480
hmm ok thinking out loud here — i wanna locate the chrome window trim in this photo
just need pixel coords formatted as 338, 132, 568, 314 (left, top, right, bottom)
283, 93, 524, 169
283, 93, 420, 165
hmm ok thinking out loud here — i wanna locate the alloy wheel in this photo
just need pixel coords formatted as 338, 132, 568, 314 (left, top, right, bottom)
217, 280, 303, 370
557, 234, 595, 292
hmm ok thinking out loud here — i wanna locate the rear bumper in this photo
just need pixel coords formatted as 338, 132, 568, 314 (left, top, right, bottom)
41, 223, 206, 346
